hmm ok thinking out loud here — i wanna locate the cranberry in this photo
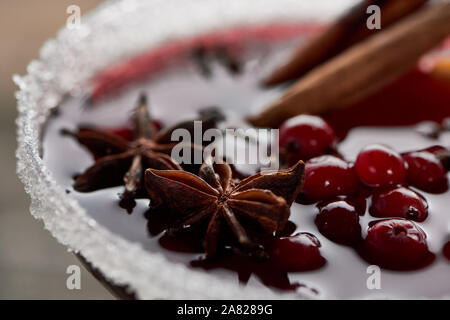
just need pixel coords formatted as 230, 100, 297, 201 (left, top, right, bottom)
425, 145, 450, 171
370, 187, 428, 222
300, 155, 359, 202
109, 127, 134, 141
345, 192, 369, 215
109, 120, 162, 141
279, 115, 336, 163
354, 144, 407, 187
270, 232, 326, 272
422, 145, 448, 156
403, 150, 448, 193
365, 219, 430, 270
443, 241, 450, 261
152, 120, 163, 132
315, 199, 362, 245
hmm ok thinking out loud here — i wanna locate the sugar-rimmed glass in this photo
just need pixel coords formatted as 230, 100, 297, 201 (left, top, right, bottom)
19, 0, 450, 300
15, 0, 359, 299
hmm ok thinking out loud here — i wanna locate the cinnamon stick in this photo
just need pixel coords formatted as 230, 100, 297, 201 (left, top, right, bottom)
263, 0, 429, 86
249, 2, 450, 128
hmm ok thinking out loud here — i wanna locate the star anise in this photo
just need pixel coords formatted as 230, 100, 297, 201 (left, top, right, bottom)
144, 157, 304, 259
64, 94, 218, 211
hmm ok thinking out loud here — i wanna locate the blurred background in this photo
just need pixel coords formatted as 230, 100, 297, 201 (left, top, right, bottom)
0, 0, 113, 299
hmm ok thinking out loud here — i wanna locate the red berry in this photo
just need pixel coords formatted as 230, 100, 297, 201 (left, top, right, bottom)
423, 145, 450, 171
109, 127, 134, 141
365, 219, 430, 270
279, 115, 336, 163
300, 155, 359, 202
354, 144, 407, 187
403, 150, 448, 193
315, 199, 362, 245
345, 192, 369, 216
151, 120, 163, 131
422, 145, 448, 156
370, 186, 428, 222
270, 232, 326, 272
108, 120, 162, 141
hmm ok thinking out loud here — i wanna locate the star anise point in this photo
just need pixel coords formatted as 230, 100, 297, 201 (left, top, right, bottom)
144, 159, 304, 259
65, 94, 208, 211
